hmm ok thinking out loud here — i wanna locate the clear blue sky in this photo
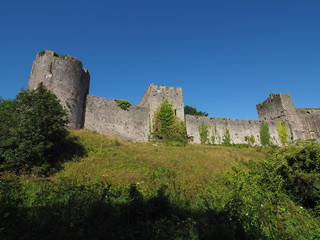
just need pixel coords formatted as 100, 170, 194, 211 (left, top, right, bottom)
1, 0, 319, 120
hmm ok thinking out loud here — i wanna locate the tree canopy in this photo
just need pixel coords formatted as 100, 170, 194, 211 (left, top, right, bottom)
0, 83, 68, 173
184, 105, 208, 117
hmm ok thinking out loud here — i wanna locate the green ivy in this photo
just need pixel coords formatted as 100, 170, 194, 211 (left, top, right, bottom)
222, 127, 231, 145
249, 134, 255, 145
277, 121, 288, 146
211, 123, 219, 144
115, 99, 131, 111
260, 122, 270, 146
198, 122, 209, 144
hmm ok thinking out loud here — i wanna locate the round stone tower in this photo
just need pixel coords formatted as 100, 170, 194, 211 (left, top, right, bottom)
28, 50, 90, 129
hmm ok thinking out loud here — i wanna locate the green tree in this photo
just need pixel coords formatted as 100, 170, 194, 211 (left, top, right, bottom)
184, 105, 208, 116
0, 84, 68, 172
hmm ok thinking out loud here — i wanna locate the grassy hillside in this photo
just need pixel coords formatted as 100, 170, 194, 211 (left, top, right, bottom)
53, 130, 265, 197
1, 130, 319, 240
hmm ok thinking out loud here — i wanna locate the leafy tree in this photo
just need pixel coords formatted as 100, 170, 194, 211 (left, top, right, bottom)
184, 105, 208, 116
0, 83, 68, 172
153, 99, 187, 145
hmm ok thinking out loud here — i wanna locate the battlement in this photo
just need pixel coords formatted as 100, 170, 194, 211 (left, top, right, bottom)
147, 84, 183, 94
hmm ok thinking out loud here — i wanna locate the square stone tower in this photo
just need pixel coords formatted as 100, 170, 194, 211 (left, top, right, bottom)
138, 84, 184, 129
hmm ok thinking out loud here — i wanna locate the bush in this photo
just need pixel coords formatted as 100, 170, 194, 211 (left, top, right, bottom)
265, 140, 320, 211
0, 84, 68, 172
115, 99, 131, 111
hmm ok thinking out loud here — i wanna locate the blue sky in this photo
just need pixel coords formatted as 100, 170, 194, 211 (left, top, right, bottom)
1, 0, 319, 120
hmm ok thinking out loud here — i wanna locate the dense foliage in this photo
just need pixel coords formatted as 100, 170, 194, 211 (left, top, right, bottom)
153, 99, 187, 145
0, 84, 68, 173
265, 140, 320, 212
184, 105, 208, 116
260, 122, 270, 146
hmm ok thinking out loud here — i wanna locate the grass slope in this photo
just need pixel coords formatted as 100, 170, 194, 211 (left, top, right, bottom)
53, 129, 265, 198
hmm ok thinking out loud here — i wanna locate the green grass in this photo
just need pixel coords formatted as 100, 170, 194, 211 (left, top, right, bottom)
53, 129, 265, 198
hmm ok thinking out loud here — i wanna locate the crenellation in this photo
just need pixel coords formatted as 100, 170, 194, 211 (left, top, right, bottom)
27, 50, 319, 144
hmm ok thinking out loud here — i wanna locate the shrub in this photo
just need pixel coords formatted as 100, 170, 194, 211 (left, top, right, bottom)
198, 122, 209, 144
115, 99, 131, 111
0, 84, 68, 172
265, 140, 320, 211
260, 122, 270, 146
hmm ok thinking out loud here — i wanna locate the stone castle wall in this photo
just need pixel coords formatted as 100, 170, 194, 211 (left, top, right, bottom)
84, 95, 149, 142
27, 50, 319, 144
185, 115, 288, 145
28, 50, 90, 129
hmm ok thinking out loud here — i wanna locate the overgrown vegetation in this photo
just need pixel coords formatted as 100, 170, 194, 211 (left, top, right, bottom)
198, 122, 209, 144
1, 129, 319, 239
260, 122, 270, 146
115, 99, 131, 111
38, 50, 66, 59
184, 105, 208, 116
0, 84, 70, 173
277, 121, 288, 146
211, 123, 220, 144
153, 99, 187, 145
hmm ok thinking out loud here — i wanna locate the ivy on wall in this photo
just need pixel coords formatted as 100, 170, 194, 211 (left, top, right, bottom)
223, 127, 231, 145
198, 122, 209, 144
260, 122, 270, 146
277, 121, 288, 146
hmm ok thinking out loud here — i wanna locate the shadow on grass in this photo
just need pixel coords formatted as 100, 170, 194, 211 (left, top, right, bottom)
0, 185, 265, 240
52, 135, 87, 172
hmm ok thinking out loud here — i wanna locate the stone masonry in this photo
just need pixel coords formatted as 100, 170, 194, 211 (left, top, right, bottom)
29, 50, 90, 129
28, 50, 319, 145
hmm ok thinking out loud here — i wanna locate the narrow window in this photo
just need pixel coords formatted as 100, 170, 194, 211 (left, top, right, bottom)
174, 109, 177, 116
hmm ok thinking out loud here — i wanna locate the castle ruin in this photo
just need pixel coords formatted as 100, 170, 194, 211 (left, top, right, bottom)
28, 51, 320, 145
